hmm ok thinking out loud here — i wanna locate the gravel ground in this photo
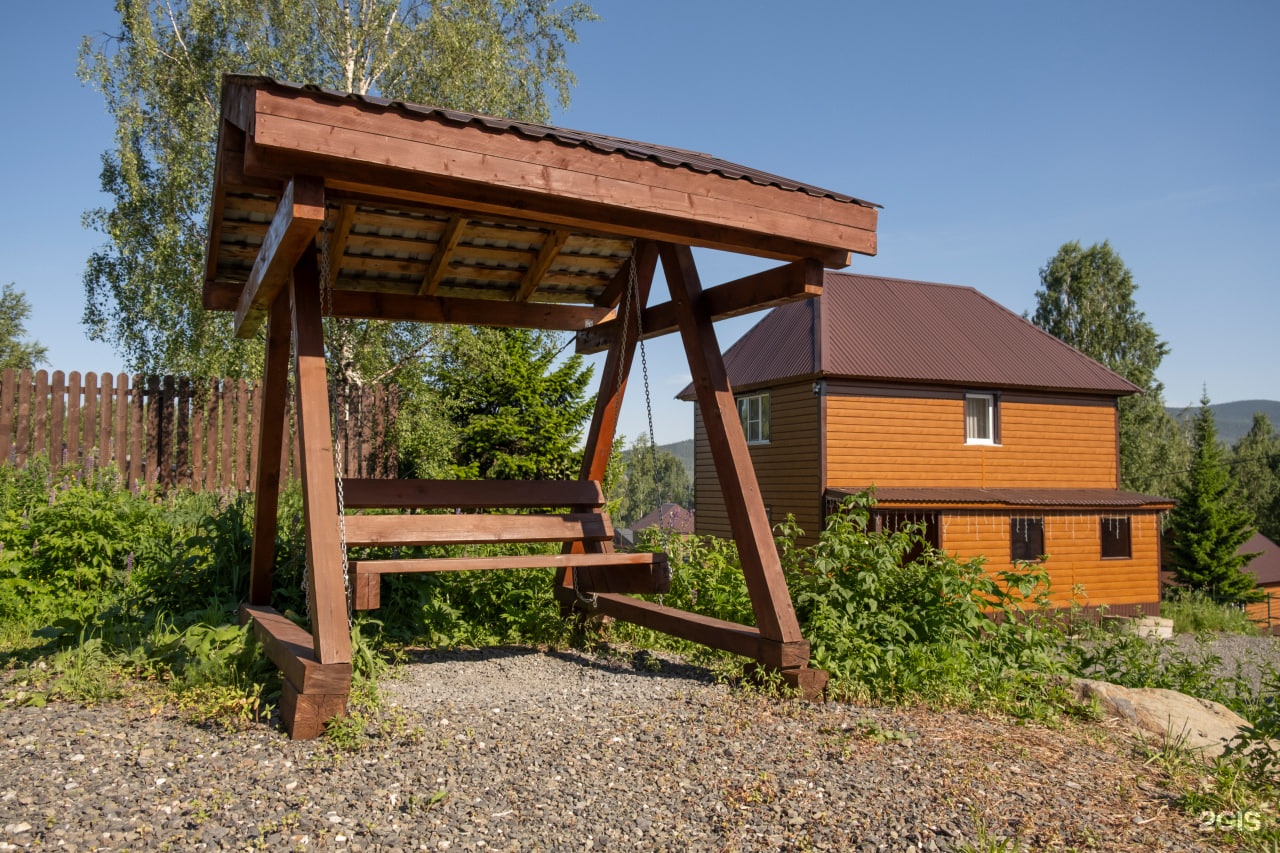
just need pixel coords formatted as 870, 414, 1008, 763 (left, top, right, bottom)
0, 642, 1240, 852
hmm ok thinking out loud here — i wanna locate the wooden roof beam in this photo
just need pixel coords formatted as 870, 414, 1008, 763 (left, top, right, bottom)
513, 229, 570, 302
325, 203, 357, 291
418, 214, 467, 296
233, 175, 325, 338
576, 258, 823, 355
325, 290, 609, 331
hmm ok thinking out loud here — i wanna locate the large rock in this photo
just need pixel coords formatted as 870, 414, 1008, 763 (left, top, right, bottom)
1072, 678, 1250, 760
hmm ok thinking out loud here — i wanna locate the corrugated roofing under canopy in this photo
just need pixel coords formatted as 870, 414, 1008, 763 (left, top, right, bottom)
679, 273, 1140, 398
203, 76, 879, 337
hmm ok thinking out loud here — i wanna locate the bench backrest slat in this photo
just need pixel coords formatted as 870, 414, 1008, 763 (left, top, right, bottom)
341, 478, 605, 510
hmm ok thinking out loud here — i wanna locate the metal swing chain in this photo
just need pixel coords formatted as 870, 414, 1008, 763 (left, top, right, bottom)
318, 217, 353, 625
629, 249, 673, 605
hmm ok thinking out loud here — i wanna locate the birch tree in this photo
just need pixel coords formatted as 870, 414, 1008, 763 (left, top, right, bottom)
79, 0, 595, 377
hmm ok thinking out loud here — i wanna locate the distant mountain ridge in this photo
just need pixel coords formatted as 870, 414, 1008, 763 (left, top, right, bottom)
1167, 400, 1280, 445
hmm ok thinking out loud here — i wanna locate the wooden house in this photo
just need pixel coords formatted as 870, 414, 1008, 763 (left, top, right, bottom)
1241, 533, 1280, 632
679, 273, 1174, 614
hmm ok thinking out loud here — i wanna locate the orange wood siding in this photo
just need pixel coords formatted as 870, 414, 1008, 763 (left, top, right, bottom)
824, 388, 1118, 489
1245, 587, 1280, 631
693, 382, 821, 541
935, 510, 1161, 607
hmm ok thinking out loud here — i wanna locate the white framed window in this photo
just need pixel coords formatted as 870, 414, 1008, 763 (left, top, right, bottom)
737, 393, 771, 445
964, 393, 998, 445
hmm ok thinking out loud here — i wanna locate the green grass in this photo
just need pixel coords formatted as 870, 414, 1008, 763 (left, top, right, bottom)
1161, 588, 1260, 636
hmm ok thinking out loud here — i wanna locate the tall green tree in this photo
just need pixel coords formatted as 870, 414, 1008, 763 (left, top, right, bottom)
1165, 394, 1262, 603
79, 0, 596, 377
613, 432, 692, 527
1030, 240, 1183, 494
1232, 413, 1280, 541
427, 327, 593, 480
0, 284, 48, 371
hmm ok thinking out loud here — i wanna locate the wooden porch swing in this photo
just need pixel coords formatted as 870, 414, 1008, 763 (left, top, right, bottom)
202, 76, 879, 738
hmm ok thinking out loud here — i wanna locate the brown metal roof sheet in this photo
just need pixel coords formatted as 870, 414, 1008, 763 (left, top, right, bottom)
826, 486, 1174, 509
680, 273, 1140, 398
226, 76, 880, 209
1242, 533, 1280, 586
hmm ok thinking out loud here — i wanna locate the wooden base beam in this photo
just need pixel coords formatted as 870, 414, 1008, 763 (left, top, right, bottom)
239, 604, 352, 739
567, 591, 811, 671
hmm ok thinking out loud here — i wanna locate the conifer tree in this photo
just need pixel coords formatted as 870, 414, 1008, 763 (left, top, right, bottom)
1165, 394, 1262, 603
1232, 413, 1280, 541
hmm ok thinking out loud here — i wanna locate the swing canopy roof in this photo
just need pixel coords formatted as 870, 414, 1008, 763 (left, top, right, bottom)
202, 76, 879, 338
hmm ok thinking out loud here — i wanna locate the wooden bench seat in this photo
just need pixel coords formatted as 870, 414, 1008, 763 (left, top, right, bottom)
339, 477, 669, 609
349, 551, 670, 609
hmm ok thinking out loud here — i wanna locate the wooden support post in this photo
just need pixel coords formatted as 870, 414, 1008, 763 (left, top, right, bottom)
291, 246, 352, 666
248, 287, 292, 605
659, 243, 804, 646
556, 241, 658, 604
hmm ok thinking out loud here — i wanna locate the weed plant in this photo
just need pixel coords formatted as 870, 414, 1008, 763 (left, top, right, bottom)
1161, 587, 1260, 636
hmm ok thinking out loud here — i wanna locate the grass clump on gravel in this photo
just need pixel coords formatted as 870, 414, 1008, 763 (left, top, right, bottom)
1161, 586, 1261, 636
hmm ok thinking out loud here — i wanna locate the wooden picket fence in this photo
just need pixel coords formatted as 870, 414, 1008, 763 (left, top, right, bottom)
0, 369, 398, 491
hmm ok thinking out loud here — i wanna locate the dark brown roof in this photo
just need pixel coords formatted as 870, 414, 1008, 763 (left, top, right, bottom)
826, 486, 1174, 510
1242, 533, 1280, 586
225, 76, 879, 209
631, 502, 696, 534
679, 273, 1140, 398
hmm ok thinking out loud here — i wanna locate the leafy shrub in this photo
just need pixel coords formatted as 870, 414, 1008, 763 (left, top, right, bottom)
780, 492, 1067, 711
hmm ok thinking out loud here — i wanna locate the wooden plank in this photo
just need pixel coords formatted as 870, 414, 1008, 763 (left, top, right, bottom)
48, 370, 64, 467
113, 373, 128, 481
191, 380, 204, 489
248, 380, 264, 490
249, 288, 292, 605
15, 369, 31, 466
234, 175, 326, 337
66, 372, 82, 467
577, 259, 823, 354
344, 512, 612, 548
586, 593, 810, 670
291, 247, 352, 665
326, 290, 610, 331
82, 373, 97, 465
418, 213, 467, 296
235, 378, 249, 489
661, 243, 804, 644
176, 377, 192, 486
160, 375, 177, 487
0, 369, 14, 464
358, 386, 373, 478
341, 478, 605, 510
245, 93, 876, 263
513, 229, 570, 302
238, 604, 352, 695
352, 552, 664, 573
220, 379, 235, 489
129, 375, 144, 487
98, 373, 115, 469
205, 378, 220, 490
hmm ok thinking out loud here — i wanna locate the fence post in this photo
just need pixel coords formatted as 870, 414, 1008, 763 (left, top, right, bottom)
0, 369, 13, 465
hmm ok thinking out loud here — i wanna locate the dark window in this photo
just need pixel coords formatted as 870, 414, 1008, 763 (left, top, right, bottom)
1010, 517, 1045, 562
1101, 516, 1132, 559
876, 511, 941, 563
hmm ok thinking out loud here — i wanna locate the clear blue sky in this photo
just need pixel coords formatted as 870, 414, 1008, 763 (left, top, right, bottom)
1, 1, 1276, 446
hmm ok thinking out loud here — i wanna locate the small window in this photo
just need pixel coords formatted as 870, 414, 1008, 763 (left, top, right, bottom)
1101, 516, 1132, 559
737, 393, 771, 444
1010, 517, 1045, 562
965, 393, 998, 445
